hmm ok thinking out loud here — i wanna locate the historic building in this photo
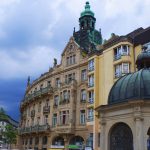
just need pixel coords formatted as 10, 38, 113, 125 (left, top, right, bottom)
19, 1, 150, 150
19, 2, 102, 150
96, 45, 150, 150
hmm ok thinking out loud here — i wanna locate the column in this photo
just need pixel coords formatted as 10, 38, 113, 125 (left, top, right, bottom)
134, 117, 144, 150
100, 120, 106, 150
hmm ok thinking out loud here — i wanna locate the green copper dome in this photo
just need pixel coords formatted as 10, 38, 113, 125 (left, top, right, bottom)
80, 2, 94, 17
136, 46, 150, 70
108, 46, 150, 104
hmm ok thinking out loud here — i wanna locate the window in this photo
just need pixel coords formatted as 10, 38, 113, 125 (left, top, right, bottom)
66, 55, 76, 66
115, 64, 122, 78
81, 69, 87, 81
38, 103, 41, 112
87, 108, 93, 122
37, 117, 40, 125
44, 115, 48, 124
89, 91, 94, 103
56, 78, 61, 87
29, 138, 32, 145
47, 81, 51, 87
88, 59, 94, 71
114, 45, 130, 60
54, 95, 59, 106
65, 73, 75, 84
81, 89, 86, 102
115, 63, 130, 78
122, 63, 130, 74
35, 137, 39, 145
42, 136, 47, 145
60, 110, 69, 125
52, 114, 57, 127
80, 110, 86, 124
88, 75, 94, 87
40, 84, 43, 90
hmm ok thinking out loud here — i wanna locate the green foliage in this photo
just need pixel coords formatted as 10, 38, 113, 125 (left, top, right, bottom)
2, 124, 17, 147
0, 107, 8, 120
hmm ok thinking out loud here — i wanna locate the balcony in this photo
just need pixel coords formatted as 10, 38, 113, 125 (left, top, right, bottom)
43, 106, 50, 113
88, 66, 94, 72
80, 99, 86, 103
19, 124, 50, 134
31, 110, 35, 118
55, 124, 74, 134
59, 99, 70, 105
88, 83, 94, 88
87, 116, 94, 122
23, 86, 53, 103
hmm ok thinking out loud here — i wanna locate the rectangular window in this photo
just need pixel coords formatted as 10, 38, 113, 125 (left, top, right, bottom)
122, 63, 130, 74
81, 89, 86, 101
56, 78, 60, 87
54, 95, 59, 106
81, 69, 87, 81
88, 75, 94, 87
89, 91, 94, 103
88, 59, 94, 71
87, 108, 93, 122
44, 115, 48, 124
60, 110, 69, 125
52, 114, 57, 127
115, 63, 130, 78
80, 110, 86, 124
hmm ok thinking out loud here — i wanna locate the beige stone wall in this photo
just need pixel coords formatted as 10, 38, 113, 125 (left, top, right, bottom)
98, 101, 150, 150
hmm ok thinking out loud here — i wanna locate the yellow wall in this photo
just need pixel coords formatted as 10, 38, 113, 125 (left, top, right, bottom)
89, 41, 143, 150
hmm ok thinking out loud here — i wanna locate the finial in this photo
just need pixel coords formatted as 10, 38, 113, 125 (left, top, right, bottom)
73, 27, 75, 33
85, 1, 90, 10
53, 58, 57, 67
27, 76, 30, 87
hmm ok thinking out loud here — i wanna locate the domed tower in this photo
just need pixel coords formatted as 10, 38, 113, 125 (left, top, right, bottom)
73, 1, 102, 52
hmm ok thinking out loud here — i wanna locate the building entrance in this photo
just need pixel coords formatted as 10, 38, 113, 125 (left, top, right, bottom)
109, 122, 133, 150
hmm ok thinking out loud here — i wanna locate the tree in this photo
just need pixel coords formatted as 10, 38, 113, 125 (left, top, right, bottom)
2, 124, 17, 149
0, 107, 8, 120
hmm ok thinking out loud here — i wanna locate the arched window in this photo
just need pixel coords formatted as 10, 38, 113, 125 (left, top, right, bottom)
52, 136, 64, 146
69, 136, 84, 146
109, 122, 133, 150
147, 128, 150, 150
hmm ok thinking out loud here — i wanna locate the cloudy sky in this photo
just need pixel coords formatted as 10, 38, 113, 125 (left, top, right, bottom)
0, 0, 150, 121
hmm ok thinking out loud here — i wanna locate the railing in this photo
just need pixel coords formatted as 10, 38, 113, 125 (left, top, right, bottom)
114, 53, 129, 61
59, 99, 70, 105
19, 124, 50, 134
87, 116, 94, 122
80, 99, 86, 103
88, 66, 94, 72
55, 123, 74, 134
88, 83, 94, 88
43, 106, 50, 113
23, 86, 53, 103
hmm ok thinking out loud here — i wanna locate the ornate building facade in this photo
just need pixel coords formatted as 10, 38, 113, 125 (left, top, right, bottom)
19, 2, 102, 150
19, 1, 150, 150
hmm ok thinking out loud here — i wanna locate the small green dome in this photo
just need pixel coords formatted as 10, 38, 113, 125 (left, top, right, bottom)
108, 69, 150, 104
80, 2, 94, 17
136, 46, 150, 70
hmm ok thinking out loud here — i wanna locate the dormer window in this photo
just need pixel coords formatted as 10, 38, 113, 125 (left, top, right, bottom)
66, 55, 76, 66
114, 45, 130, 61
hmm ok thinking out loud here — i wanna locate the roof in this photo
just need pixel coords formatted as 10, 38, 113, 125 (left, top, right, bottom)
108, 68, 150, 104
